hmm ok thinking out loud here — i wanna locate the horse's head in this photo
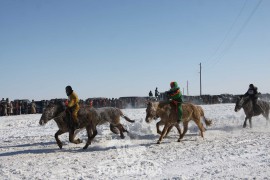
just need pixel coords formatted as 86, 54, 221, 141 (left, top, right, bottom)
39, 101, 65, 125
234, 96, 248, 112
145, 101, 158, 123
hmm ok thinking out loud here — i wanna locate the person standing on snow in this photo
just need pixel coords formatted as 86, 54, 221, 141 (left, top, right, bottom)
166, 82, 183, 123
65, 86, 80, 129
149, 90, 153, 97
155, 87, 159, 99
31, 100, 36, 114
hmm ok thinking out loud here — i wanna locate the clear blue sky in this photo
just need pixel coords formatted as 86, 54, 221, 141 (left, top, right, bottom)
0, 0, 269, 100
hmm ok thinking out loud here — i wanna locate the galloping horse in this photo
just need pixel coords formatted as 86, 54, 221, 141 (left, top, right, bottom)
234, 96, 270, 128
39, 101, 97, 149
39, 101, 135, 149
145, 101, 212, 144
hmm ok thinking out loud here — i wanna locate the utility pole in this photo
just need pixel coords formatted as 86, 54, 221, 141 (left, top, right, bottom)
200, 63, 202, 96
187, 81, 189, 96
182, 88, 185, 96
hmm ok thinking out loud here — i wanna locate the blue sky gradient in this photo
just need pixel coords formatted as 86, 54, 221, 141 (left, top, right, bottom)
0, 0, 269, 100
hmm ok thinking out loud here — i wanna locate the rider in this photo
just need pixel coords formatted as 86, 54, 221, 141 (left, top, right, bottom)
65, 86, 80, 129
166, 82, 183, 123
244, 84, 264, 114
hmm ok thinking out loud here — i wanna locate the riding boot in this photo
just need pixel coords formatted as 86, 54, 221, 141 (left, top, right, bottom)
73, 116, 80, 130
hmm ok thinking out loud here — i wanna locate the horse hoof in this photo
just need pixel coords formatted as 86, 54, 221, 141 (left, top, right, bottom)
121, 136, 125, 139
57, 143, 63, 149
157, 141, 161, 144
177, 139, 181, 142
83, 145, 88, 150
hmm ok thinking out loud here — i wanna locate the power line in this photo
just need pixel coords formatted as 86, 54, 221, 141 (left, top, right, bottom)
209, 0, 263, 68
204, 0, 263, 69
203, 0, 248, 69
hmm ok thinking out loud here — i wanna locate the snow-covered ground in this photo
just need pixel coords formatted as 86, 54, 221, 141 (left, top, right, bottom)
1, 104, 270, 179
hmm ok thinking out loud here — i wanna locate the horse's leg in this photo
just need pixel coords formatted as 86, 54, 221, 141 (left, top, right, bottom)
266, 113, 269, 126
164, 125, 174, 137
156, 121, 162, 135
55, 130, 66, 149
193, 119, 205, 139
116, 124, 126, 139
243, 117, 248, 128
69, 129, 82, 144
157, 123, 170, 144
249, 117, 253, 128
83, 125, 96, 150
180, 121, 189, 140
175, 123, 182, 142
264, 108, 269, 126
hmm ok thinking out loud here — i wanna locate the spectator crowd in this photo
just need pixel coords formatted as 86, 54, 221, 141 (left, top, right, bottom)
0, 96, 152, 116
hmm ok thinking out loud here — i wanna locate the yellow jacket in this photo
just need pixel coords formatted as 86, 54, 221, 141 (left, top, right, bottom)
68, 92, 79, 108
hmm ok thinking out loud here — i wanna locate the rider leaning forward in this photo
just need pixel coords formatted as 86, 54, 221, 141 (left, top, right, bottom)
65, 85, 80, 129
166, 82, 183, 123
244, 84, 264, 114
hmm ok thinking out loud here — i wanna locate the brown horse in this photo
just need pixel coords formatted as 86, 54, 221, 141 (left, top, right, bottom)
39, 101, 134, 149
145, 101, 211, 144
234, 96, 270, 128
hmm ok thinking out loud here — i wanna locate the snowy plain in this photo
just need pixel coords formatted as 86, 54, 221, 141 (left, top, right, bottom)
1, 104, 270, 180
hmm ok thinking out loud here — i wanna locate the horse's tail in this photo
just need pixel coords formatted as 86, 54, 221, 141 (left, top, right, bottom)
203, 117, 213, 126
118, 108, 135, 123
196, 105, 212, 127
190, 104, 207, 132
121, 115, 135, 123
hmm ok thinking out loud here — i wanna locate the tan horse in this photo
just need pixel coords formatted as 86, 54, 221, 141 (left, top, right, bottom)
161, 105, 212, 137
145, 101, 212, 144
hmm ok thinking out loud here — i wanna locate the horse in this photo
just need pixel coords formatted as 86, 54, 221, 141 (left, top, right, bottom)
39, 101, 135, 149
82, 107, 135, 149
234, 96, 270, 128
145, 101, 212, 144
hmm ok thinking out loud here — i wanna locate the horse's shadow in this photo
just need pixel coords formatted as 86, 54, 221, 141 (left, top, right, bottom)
0, 132, 199, 157
0, 142, 59, 157
207, 125, 243, 132
1, 141, 55, 149
0, 140, 159, 156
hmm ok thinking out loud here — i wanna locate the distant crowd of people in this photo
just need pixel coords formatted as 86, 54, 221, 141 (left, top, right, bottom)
148, 87, 160, 99
0, 98, 40, 116
86, 97, 149, 109
0, 96, 152, 117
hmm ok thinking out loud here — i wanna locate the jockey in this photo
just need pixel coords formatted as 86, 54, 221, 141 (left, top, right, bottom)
166, 82, 183, 123
65, 86, 80, 129
244, 84, 264, 114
